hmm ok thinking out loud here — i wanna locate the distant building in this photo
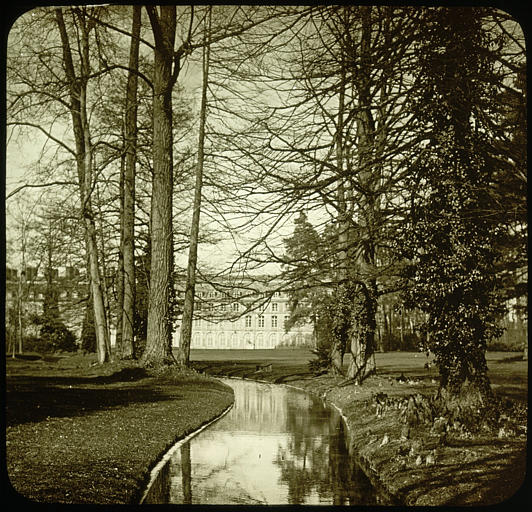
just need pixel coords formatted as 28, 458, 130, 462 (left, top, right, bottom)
172, 278, 314, 349
5, 266, 87, 339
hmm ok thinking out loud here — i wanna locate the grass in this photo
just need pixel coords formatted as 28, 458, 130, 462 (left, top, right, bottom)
5, 353, 234, 505
5, 348, 527, 506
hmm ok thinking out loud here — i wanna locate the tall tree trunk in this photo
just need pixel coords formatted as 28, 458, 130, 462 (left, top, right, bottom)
143, 6, 178, 366
55, 8, 110, 364
95, 183, 112, 355
331, 32, 348, 376
400, 306, 404, 348
346, 6, 377, 382
116, 153, 125, 356
120, 4, 141, 359
177, 7, 211, 368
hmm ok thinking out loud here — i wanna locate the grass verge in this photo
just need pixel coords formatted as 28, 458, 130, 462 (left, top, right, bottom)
5, 353, 234, 505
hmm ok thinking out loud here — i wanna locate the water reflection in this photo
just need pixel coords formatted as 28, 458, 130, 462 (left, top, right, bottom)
143, 379, 391, 505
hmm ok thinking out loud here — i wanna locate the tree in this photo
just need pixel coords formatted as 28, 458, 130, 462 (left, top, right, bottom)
116, 5, 141, 360
282, 213, 337, 371
81, 292, 97, 353
226, 6, 421, 380
54, 7, 111, 363
399, 7, 507, 400
5, 195, 36, 355
34, 216, 77, 353
177, 7, 211, 367
142, 6, 192, 366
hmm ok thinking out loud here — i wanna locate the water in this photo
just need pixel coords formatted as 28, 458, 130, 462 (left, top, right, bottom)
142, 379, 391, 505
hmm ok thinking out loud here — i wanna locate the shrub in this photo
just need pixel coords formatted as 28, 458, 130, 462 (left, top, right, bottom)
381, 331, 422, 352
308, 340, 332, 375
21, 336, 49, 354
40, 319, 78, 353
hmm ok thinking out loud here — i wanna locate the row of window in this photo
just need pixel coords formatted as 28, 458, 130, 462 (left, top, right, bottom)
187, 331, 309, 349
195, 301, 282, 313
193, 314, 288, 329
192, 336, 277, 349
5, 289, 82, 300
180, 290, 284, 299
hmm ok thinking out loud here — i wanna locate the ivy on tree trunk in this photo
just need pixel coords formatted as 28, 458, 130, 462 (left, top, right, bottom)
400, 7, 507, 399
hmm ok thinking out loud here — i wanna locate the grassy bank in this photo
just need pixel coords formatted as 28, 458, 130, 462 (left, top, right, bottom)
191, 349, 528, 506
5, 353, 234, 505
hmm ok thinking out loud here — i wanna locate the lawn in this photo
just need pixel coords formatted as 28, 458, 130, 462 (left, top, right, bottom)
5, 353, 234, 504
189, 348, 528, 402
5, 348, 527, 506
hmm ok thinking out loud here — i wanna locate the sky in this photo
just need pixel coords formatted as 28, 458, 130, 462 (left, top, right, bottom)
3, 5, 303, 277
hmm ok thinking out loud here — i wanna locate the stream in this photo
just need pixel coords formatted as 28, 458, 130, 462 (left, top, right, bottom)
142, 378, 393, 505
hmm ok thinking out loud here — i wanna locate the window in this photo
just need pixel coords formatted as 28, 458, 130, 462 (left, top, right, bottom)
245, 315, 252, 328
220, 303, 227, 311
271, 303, 278, 312
232, 302, 239, 311
258, 315, 265, 328
271, 315, 278, 328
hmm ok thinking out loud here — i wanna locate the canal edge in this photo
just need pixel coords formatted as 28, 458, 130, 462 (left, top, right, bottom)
138, 401, 234, 504
280, 380, 404, 505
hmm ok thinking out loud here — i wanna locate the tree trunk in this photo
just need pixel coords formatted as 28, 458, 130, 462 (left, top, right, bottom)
120, 4, 141, 360
346, 6, 377, 383
55, 8, 110, 364
331, 29, 348, 376
115, 154, 125, 356
177, 7, 211, 368
400, 306, 404, 348
143, 6, 178, 366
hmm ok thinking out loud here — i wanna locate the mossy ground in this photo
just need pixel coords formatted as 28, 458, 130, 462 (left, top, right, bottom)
5, 353, 234, 505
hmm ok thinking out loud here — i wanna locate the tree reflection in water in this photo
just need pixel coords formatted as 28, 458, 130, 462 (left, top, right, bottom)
275, 399, 381, 505
142, 380, 390, 505
181, 443, 192, 504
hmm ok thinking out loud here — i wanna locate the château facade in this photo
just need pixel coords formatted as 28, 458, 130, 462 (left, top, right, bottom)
6, 267, 314, 350
172, 279, 314, 349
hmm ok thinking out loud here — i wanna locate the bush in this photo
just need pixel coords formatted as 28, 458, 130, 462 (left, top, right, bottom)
134, 336, 146, 359
308, 341, 332, 375
381, 331, 422, 352
40, 320, 78, 353
80, 304, 97, 353
21, 336, 49, 354
487, 327, 527, 352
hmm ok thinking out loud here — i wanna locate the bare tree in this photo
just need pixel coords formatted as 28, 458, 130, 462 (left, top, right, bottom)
117, 5, 141, 359
177, 7, 212, 367
55, 7, 111, 363
142, 6, 193, 366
